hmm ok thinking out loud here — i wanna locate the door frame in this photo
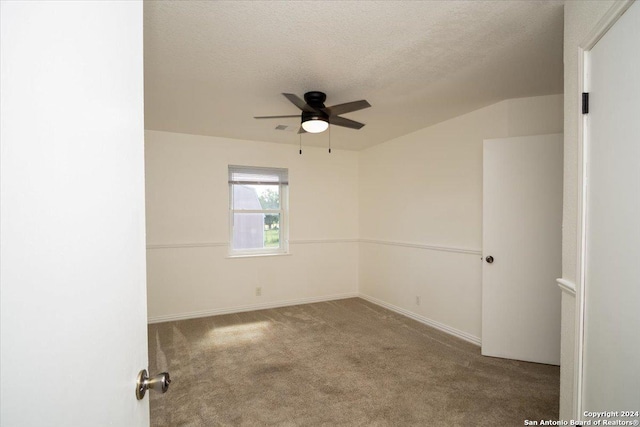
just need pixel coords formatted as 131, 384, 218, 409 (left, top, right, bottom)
573, 0, 635, 419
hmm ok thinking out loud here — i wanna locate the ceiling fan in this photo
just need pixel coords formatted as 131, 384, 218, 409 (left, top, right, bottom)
254, 91, 371, 134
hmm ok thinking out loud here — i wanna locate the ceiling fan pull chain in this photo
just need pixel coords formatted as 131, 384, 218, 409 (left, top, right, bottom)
328, 124, 331, 154
299, 133, 302, 155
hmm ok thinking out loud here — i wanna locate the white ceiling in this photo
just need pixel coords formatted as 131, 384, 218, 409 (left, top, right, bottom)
144, 1, 564, 151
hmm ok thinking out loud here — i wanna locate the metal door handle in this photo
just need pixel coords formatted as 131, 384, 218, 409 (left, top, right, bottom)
485, 256, 494, 264
136, 369, 171, 400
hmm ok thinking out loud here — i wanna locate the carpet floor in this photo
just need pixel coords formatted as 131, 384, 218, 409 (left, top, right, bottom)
148, 298, 559, 426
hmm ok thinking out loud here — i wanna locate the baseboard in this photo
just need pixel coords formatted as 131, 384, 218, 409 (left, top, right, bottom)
358, 293, 481, 346
147, 292, 359, 324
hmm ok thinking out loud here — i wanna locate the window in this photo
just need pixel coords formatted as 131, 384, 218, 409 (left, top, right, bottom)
228, 165, 289, 256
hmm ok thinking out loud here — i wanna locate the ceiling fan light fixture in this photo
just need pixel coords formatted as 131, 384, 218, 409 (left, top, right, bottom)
301, 115, 329, 133
255, 92, 370, 135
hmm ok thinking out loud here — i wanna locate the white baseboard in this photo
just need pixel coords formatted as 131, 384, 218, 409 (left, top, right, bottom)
147, 292, 359, 324
358, 293, 481, 346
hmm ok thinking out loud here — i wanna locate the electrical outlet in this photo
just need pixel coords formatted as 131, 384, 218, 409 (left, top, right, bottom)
256, 287, 262, 296
416, 296, 420, 306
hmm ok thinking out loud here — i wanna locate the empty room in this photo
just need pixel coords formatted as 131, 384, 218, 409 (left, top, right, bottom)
1, 1, 638, 427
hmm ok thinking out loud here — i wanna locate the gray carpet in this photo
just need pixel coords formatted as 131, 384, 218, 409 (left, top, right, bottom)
148, 298, 559, 426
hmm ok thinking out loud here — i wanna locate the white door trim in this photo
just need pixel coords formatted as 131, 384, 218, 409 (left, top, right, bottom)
574, 0, 635, 419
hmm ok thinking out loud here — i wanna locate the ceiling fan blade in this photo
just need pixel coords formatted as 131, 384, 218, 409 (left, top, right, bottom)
253, 115, 300, 119
297, 126, 307, 134
324, 100, 371, 116
282, 93, 317, 112
329, 116, 365, 130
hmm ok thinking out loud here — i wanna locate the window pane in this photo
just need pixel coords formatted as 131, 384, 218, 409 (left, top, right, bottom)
263, 214, 280, 248
232, 212, 264, 250
232, 213, 281, 250
256, 186, 280, 210
232, 184, 279, 210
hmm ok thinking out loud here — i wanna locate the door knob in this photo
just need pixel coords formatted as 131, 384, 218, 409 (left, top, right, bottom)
485, 256, 494, 264
136, 369, 171, 400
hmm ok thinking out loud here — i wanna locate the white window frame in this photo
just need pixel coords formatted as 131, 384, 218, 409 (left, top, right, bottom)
228, 165, 289, 257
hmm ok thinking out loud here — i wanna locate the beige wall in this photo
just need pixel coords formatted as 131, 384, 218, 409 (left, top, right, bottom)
145, 94, 563, 344
561, 0, 619, 421
358, 94, 563, 342
145, 131, 359, 321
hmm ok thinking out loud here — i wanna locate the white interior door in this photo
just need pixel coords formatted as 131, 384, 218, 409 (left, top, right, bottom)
0, 2, 150, 426
482, 134, 563, 365
583, 0, 640, 414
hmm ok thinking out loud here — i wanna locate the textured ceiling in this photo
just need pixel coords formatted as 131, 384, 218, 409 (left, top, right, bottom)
144, 1, 564, 150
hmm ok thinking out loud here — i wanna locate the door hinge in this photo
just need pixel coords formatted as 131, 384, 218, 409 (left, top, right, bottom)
582, 92, 589, 114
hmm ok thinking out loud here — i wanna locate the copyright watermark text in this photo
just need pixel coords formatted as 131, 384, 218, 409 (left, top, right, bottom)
523, 412, 640, 426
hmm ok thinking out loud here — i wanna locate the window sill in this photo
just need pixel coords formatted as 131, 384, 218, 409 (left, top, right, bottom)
226, 252, 291, 259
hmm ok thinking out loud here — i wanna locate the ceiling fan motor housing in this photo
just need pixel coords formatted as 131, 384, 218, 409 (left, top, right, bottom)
303, 91, 327, 108
301, 110, 329, 123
